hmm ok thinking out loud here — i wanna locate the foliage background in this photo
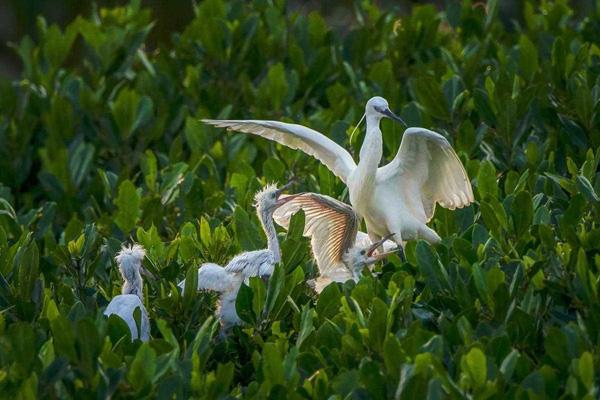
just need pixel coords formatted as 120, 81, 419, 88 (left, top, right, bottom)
1, 0, 600, 398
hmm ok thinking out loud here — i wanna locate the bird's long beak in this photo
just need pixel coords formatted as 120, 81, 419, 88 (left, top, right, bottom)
367, 233, 396, 258
382, 108, 407, 127
274, 178, 300, 207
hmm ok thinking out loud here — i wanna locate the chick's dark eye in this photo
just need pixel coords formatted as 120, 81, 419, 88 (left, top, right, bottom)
360, 250, 366, 255
271, 193, 276, 198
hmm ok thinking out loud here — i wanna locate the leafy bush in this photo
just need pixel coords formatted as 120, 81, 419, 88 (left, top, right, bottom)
1, 0, 599, 398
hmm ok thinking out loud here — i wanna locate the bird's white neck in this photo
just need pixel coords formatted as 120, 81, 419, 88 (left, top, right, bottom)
350, 115, 383, 212
122, 271, 144, 301
358, 115, 383, 174
258, 207, 281, 263
359, 114, 383, 161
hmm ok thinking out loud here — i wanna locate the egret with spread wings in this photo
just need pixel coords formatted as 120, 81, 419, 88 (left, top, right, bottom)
273, 192, 396, 293
178, 182, 299, 331
203, 96, 474, 247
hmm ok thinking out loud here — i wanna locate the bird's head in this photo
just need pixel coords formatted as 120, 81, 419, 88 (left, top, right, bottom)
343, 233, 396, 279
365, 96, 406, 126
254, 179, 300, 214
115, 243, 150, 285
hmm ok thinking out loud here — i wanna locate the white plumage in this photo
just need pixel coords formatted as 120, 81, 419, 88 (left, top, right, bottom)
203, 96, 473, 248
179, 183, 298, 331
104, 244, 150, 341
178, 263, 245, 329
273, 192, 396, 293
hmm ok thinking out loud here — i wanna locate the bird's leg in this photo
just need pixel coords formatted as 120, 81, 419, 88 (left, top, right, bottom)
395, 243, 406, 262
418, 225, 442, 244
385, 226, 406, 261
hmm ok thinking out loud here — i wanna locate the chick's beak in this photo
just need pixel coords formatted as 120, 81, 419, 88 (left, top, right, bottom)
382, 108, 407, 127
275, 193, 301, 207
366, 233, 396, 258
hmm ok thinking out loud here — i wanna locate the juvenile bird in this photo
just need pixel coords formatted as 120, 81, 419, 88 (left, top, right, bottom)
104, 244, 150, 341
179, 182, 299, 331
273, 192, 396, 293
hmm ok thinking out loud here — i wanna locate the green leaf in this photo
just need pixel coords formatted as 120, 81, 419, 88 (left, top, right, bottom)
50, 315, 76, 361
114, 180, 141, 233
262, 343, 285, 387
412, 75, 450, 121
415, 241, 448, 291
128, 343, 157, 391
296, 305, 315, 348
578, 352, 594, 389
262, 158, 285, 183
141, 150, 158, 191
511, 191, 533, 236
316, 283, 342, 322
232, 206, 263, 251
258, 63, 288, 110
477, 160, 498, 200
462, 347, 487, 387
368, 298, 388, 352
159, 162, 189, 206
576, 175, 599, 202
264, 265, 284, 317
17, 240, 39, 302
183, 265, 198, 308
184, 117, 207, 154
472, 263, 491, 307
43, 23, 78, 69
68, 142, 94, 188
473, 89, 496, 126
544, 327, 569, 370
8, 323, 35, 375
236, 283, 255, 324
519, 35, 539, 81
499, 349, 520, 381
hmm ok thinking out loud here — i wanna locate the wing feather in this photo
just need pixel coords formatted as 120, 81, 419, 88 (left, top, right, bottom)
379, 128, 474, 222
177, 263, 234, 293
273, 193, 358, 275
202, 119, 357, 183
224, 250, 274, 278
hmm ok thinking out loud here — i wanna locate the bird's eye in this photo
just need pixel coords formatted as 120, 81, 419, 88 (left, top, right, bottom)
360, 250, 366, 255
271, 193, 276, 198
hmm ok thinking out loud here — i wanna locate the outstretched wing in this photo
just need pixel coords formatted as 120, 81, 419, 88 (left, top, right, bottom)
224, 250, 275, 279
379, 127, 474, 222
202, 119, 357, 184
273, 193, 358, 275
178, 263, 234, 293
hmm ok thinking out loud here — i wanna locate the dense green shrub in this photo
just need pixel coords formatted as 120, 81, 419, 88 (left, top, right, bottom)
0, 0, 599, 398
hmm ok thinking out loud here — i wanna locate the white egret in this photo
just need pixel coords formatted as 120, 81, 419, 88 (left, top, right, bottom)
272, 192, 396, 293
178, 182, 299, 331
104, 244, 150, 342
203, 96, 474, 248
